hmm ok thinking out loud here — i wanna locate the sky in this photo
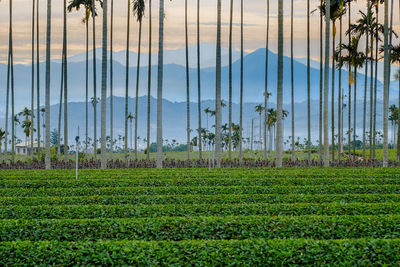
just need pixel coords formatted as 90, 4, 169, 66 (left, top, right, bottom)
0, 0, 399, 64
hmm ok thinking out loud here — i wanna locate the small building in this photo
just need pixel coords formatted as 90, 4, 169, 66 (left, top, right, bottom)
16, 141, 44, 155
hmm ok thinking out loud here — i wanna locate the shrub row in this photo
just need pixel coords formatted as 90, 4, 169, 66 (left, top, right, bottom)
1, 184, 400, 197
2, 168, 400, 180
2, 202, 400, 219
3, 177, 400, 189
1, 238, 399, 266
1, 215, 400, 241
2, 193, 400, 206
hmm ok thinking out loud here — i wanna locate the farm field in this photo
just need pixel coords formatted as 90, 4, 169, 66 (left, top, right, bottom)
1, 168, 400, 265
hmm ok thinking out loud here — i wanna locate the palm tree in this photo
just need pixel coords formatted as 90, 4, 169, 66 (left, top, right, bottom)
109, 0, 114, 159
146, 0, 152, 161
0, 129, 5, 157
255, 104, 264, 149
239, 0, 244, 162
100, 0, 108, 169
215, 0, 222, 168
382, 0, 390, 167
197, 0, 202, 160
228, 0, 233, 160
290, 0, 295, 161
133, 0, 145, 161
319, 0, 323, 162
323, 0, 331, 167
388, 46, 400, 160
263, 0, 270, 162
19, 108, 33, 159
63, 0, 68, 161
157, 0, 165, 168
36, 0, 41, 158
92, 0, 98, 160
185, 0, 191, 161
337, 36, 366, 160
30, 0, 36, 162
127, 112, 134, 152
45, 0, 51, 169
276, 0, 283, 167
306, 0, 311, 164
124, 0, 131, 162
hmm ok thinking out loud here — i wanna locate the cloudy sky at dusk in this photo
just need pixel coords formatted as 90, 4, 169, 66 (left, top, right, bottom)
0, 0, 399, 64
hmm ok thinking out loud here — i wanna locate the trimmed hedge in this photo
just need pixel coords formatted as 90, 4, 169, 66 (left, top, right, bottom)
1, 239, 400, 266
1, 215, 400, 241
1, 184, 400, 197
2, 193, 400, 206
2, 202, 400, 219
2, 176, 400, 188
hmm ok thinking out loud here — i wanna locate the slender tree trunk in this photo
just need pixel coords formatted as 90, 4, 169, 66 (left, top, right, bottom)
363, 1, 370, 161
36, 0, 40, 159
331, 21, 336, 162
276, 0, 283, 167
92, 0, 98, 159
4, 29, 11, 162
100, 0, 108, 169
369, 26, 374, 160
31, 0, 35, 162
156, 0, 165, 168
110, 0, 114, 160
63, 0, 68, 161
85, 18, 89, 157
263, 0, 269, 162
135, 20, 142, 160
45, 0, 51, 169
397, 0, 400, 162
319, 0, 323, 162
347, 2, 352, 159
124, 0, 131, 163
215, 0, 222, 168
57, 58, 64, 161
9, 0, 15, 163
353, 66, 357, 161
290, 0, 295, 161
372, 4, 379, 160
338, 15, 342, 160
197, 0, 202, 160
383, 0, 390, 167
146, 0, 152, 161
323, 0, 331, 167
185, 0, 191, 160
307, 0, 311, 164
239, 0, 244, 163
228, 0, 233, 160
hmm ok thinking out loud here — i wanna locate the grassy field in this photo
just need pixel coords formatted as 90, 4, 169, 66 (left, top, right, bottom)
1, 168, 400, 264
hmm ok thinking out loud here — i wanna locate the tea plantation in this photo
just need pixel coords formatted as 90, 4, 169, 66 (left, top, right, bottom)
1, 168, 400, 265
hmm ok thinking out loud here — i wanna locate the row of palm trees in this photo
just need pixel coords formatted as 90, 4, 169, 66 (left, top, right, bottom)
1, 0, 400, 168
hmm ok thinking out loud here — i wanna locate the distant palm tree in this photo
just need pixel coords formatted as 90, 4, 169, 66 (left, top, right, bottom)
388, 46, 400, 160
146, 0, 152, 161
45, 0, 51, 169
133, 0, 145, 160
124, 0, 131, 162
185, 0, 191, 161
127, 112, 134, 152
100, 0, 108, 168
0, 129, 5, 156
197, 0, 202, 160
215, 0, 222, 168
255, 104, 264, 149
276, 0, 283, 167
157, 0, 165, 168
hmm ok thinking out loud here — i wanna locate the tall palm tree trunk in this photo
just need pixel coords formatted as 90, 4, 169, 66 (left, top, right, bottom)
382, 0, 390, 167
31, 0, 35, 162
338, 15, 342, 160
85, 17, 89, 156
4, 35, 11, 162
146, 0, 152, 161
156, 0, 165, 168
185, 0, 191, 160
228, 0, 233, 160
135, 19, 143, 160
369, 23, 374, 159
197, 0, 202, 160
36, 0, 40, 158
307, 0, 311, 164
109, 0, 114, 160
124, 0, 131, 163
45, 0, 51, 169
353, 66, 357, 160
347, 2, 352, 159
239, 0, 244, 163
397, 0, 400, 162
290, 0, 295, 161
372, 3, 379, 160
331, 20, 336, 161
215, 0, 222, 168
100, 0, 108, 169
92, 0, 98, 159
63, 0, 68, 161
363, 1, 370, 161
8, 0, 15, 163
276, 0, 283, 167
323, 0, 331, 167
319, 0, 323, 162
263, 0, 270, 162
57, 58, 64, 161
